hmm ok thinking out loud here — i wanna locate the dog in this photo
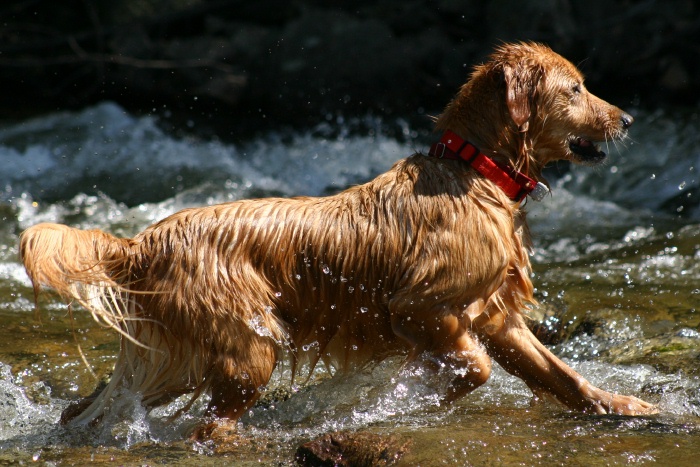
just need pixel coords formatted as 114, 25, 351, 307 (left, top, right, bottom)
20, 42, 656, 436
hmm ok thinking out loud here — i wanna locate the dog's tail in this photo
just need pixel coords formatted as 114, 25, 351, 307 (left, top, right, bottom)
19, 223, 137, 340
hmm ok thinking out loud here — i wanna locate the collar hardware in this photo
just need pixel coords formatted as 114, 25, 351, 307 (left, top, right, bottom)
428, 130, 549, 203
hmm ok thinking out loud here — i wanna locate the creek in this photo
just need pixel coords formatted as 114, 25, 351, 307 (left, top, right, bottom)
0, 103, 699, 465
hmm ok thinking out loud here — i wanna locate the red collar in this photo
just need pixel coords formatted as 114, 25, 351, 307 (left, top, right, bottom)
428, 130, 548, 202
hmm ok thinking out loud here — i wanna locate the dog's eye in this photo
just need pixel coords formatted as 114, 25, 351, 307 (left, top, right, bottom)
572, 83, 582, 94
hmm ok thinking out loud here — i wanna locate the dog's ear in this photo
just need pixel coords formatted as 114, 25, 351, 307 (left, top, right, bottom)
502, 62, 543, 132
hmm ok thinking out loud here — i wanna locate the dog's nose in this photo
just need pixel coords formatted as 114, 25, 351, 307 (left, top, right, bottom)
621, 112, 634, 129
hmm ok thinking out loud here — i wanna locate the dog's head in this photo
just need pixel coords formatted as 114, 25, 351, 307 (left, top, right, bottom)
436, 42, 633, 178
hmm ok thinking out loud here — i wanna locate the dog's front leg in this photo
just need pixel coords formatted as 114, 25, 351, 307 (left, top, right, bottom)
391, 306, 492, 402
479, 310, 658, 415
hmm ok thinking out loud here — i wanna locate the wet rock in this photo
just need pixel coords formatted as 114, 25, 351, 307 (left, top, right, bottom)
295, 431, 411, 466
604, 328, 700, 375
526, 300, 566, 345
254, 385, 294, 408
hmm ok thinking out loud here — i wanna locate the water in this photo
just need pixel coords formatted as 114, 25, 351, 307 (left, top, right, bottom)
1, 102, 699, 465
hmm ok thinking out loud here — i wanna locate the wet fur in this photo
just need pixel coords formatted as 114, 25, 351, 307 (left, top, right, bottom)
20, 42, 656, 434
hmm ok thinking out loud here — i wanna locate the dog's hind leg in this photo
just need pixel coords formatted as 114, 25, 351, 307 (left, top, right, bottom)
206, 331, 279, 421
190, 329, 279, 440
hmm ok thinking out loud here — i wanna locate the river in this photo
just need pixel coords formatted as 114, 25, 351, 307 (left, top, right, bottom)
0, 102, 699, 465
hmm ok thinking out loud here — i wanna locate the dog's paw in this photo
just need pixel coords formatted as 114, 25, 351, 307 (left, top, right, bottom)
60, 397, 99, 425
189, 419, 240, 442
604, 393, 658, 416
189, 422, 216, 441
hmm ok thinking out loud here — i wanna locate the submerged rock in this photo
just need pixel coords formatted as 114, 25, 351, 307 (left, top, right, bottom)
296, 431, 411, 466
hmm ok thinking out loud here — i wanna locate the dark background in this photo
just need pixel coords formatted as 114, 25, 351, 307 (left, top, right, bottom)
1, 0, 698, 134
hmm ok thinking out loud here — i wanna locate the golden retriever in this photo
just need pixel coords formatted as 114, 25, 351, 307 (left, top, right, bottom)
20, 42, 656, 436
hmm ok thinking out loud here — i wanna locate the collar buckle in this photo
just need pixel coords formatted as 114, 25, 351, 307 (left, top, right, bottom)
529, 182, 550, 202
433, 142, 447, 158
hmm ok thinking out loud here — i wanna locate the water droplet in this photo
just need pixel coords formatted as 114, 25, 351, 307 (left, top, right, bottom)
360, 307, 368, 313
679, 181, 687, 190
347, 286, 355, 293
295, 274, 301, 280
322, 265, 330, 274
302, 341, 319, 351
249, 315, 275, 339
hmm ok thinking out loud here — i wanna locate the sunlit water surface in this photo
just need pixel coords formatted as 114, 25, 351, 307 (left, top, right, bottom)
0, 103, 699, 465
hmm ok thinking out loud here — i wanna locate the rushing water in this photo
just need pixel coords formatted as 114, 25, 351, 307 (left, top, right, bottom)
1, 102, 699, 465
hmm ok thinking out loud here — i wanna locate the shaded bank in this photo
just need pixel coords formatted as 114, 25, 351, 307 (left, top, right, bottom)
1, 0, 699, 128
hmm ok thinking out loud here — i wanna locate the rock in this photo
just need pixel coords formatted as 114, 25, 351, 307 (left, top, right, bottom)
296, 431, 411, 466
604, 328, 700, 374
526, 301, 565, 345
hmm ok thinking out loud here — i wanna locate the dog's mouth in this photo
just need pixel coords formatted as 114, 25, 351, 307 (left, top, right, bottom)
569, 137, 606, 163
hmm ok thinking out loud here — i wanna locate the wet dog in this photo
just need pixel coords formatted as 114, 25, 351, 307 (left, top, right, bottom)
20, 42, 656, 437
